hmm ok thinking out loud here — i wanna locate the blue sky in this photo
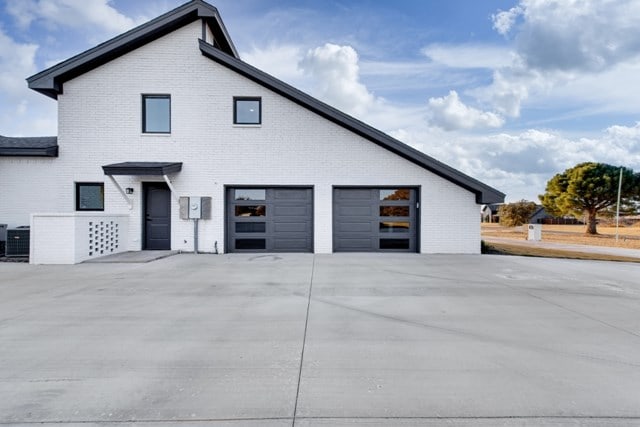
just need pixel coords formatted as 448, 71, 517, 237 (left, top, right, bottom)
1, 0, 639, 201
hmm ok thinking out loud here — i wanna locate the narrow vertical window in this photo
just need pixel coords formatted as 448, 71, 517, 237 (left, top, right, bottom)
76, 183, 104, 211
234, 97, 261, 124
142, 94, 171, 133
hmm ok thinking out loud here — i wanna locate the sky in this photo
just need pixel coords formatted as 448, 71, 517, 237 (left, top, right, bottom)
1, 0, 640, 202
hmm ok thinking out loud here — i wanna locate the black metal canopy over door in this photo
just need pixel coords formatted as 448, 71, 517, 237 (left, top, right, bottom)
333, 187, 418, 252
144, 182, 171, 250
227, 187, 313, 252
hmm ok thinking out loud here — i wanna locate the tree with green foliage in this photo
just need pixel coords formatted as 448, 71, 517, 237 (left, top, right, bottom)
539, 162, 639, 235
498, 200, 538, 227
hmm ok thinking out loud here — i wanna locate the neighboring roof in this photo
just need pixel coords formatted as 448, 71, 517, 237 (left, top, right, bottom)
198, 40, 505, 204
102, 162, 183, 176
0, 135, 58, 157
27, 0, 237, 99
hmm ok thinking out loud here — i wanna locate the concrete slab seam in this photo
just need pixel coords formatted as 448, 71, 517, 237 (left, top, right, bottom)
292, 254, 316, 426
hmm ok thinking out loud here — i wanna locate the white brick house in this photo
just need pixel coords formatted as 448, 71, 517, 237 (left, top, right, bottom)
0, 0, 504, 263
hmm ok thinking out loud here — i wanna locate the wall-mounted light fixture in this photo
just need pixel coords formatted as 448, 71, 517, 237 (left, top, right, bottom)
125, 187, 134, 194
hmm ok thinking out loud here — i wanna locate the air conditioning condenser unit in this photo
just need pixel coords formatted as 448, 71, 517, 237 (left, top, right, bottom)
6, 227, 30, 257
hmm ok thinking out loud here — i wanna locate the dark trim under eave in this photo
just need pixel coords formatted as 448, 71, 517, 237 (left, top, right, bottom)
0, 146, 58, 157
198, 40, 505, 204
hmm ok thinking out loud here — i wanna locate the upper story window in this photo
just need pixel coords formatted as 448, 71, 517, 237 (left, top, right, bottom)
142, 94, 171, 133
76, 182, 104, 211
234, 97, 261, 125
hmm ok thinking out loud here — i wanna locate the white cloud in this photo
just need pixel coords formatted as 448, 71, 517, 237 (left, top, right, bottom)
427, 90, 504, 131
511, 0, 640, 73
0, 28, 56, 136
481, 0, 640, 118
240, 44, 305, 87
422, 43, 514, 69
0, 28, 38, 100
299, 43, 376, 118
492, 6, 523, 36
390, 122, 640, 202
5, 0, 141, 34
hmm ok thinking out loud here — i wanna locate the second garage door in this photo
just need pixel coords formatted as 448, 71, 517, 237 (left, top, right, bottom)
227, 187, 313, 252
333, 187, 418, 252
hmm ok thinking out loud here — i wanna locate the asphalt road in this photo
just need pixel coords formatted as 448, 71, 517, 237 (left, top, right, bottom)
1, 253, 639, 426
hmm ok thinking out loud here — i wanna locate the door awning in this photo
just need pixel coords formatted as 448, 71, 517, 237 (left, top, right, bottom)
102, 162, 182, 176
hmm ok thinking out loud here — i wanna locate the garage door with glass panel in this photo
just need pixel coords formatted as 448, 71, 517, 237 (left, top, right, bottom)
333, 188, 418, 252
227, 187, 313, 252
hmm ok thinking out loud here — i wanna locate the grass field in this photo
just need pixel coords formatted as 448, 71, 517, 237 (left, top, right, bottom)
482, 223, 640, 250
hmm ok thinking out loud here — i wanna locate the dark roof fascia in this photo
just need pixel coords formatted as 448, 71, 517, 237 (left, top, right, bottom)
199, 40, 505, 204
0, 136, 58, 157
27, 0, 237, 100
102, 162, 183, 176
0, 146, 58, 157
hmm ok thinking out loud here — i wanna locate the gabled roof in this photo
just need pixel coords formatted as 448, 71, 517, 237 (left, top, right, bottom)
23, 0, 504, 204
199, 40, 505, 204
0, 136, 58, 157
27, 0, 237, 99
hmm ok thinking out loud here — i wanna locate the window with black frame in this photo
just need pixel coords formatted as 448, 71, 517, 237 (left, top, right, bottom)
234, 97, 261, 124
76, 183, 104, 211
142, 94, 171, 133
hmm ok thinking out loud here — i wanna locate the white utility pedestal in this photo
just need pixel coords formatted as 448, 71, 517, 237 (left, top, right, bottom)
527, 224, 542, 241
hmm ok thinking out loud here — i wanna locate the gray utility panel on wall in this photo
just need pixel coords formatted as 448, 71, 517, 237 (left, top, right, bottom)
179, 197, 211, 220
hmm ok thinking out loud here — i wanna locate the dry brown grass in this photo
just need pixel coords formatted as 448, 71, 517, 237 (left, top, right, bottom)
481, 223, 640, 250
483, 241, 640, 263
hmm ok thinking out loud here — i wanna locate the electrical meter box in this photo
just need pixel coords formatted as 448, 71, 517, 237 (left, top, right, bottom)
179, 197, 211, 219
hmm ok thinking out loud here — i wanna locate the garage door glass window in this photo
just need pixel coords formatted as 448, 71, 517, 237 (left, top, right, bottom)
142, 94, 170, 133
234, 97, 261, 124
380, 206, 410, 216
235, 205, 266, 216
76, 183, 104, 211
380, 189, 410, 200
380, 221, 410, 232
235, 189, 266, 200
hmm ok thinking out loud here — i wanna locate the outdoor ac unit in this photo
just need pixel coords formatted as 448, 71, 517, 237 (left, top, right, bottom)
6, 227, 30, 257
0, 224, 6, 256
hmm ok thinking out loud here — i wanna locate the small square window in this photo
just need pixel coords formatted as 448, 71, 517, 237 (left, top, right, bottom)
234, 97, 261, 124
76, 183, 104, 211
142, 94, 170, 133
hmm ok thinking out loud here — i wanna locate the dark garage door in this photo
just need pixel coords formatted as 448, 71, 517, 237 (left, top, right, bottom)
227, 187, 313, 252
333, 188, 418, 252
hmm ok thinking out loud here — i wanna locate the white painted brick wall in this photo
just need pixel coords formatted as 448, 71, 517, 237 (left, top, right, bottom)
29, 213, 129, 264
1, 20, 481, 254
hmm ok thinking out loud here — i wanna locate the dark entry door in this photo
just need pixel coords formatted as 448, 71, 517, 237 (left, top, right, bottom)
144, 182, 171, 250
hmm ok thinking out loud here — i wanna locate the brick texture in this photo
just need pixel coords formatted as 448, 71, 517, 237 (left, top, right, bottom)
1, 21, 481, 254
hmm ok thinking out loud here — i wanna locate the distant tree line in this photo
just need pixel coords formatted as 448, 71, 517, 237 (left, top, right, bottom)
497, 162, 640, 235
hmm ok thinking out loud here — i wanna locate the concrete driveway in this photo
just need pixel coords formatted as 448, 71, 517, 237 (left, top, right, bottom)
1, 254, 639, 426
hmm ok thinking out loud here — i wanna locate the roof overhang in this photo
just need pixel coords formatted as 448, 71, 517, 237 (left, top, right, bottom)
0, 146, 58, 157
27, 0, 238, 100
102, 162, 182, 176
198, 40, 505, 204
0, 136, 58, 157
